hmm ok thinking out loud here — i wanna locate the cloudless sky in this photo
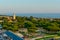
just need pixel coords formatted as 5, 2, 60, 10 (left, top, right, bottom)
0, 0, 60, 14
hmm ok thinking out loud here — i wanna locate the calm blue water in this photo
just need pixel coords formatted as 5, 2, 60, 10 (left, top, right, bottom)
8, 13, 60, 18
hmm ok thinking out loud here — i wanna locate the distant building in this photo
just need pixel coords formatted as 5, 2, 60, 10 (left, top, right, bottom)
6, 13, 16, 22
0, 13, 16, 22
19, 28, 28, 33
13, 13, 16, 20
0, 20, 3, 22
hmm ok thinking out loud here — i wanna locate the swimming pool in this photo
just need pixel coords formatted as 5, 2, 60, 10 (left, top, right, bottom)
5, 31, 24, 40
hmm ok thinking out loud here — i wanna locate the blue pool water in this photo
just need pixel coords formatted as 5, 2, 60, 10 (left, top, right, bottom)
5, 31, 24, 40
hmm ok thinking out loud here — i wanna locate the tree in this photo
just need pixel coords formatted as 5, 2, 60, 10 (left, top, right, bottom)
24, 21, 32, 28
3, 25, 8, 29
24, 21, 37, 33
28, 25, 37, 33
47, 23, 60, 31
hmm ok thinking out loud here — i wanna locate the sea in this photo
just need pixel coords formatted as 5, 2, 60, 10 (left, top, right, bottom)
8, 13, 60, 18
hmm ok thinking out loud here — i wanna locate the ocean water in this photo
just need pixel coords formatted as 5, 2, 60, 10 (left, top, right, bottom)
8, 13, 60, 18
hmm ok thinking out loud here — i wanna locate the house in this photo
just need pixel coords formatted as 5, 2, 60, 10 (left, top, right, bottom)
19, 28, 28, 33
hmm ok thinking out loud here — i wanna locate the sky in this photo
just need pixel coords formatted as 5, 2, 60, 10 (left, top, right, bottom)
0, 0, 60, 14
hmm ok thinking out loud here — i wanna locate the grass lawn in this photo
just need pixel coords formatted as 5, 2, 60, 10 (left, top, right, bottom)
36, 35, 56, 40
